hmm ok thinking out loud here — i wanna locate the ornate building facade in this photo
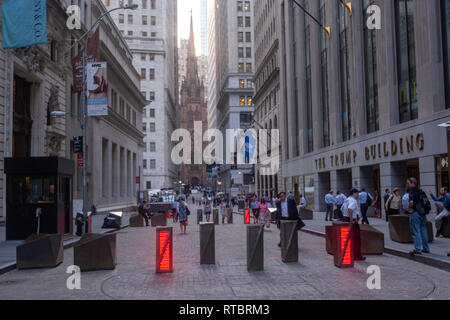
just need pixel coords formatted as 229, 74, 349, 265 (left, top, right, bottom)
178, 18, 208, 187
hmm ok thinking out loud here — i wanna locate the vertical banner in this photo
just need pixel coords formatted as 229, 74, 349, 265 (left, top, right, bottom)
1, 0, 47, 49
72, 28, 100, 93
86, 62, 108, 116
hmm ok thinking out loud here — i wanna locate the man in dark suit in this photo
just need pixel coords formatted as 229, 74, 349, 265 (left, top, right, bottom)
276, 192, 305, 247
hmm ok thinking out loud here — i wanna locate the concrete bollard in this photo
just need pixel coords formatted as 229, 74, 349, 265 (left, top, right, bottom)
200, 222, 215, 264
280, 220, 298, 263
247, 225, 264, 271
156, 227, 173, 273
213, 209, 219, 225
197, 209, 203, 224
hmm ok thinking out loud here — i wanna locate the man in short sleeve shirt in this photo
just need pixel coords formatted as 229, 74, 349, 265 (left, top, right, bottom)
342, 188, 366, 261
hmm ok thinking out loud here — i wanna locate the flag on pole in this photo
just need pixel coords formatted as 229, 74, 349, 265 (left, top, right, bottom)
1, 0, 47, 49
72, 28, 101, 93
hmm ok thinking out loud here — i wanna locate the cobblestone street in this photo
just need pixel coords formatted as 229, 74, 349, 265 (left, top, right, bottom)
0, 202, 449, 300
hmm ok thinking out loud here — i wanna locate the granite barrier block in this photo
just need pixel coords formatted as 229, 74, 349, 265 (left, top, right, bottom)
280, 221, 298, 263
17, 234, 63, 269
389, 214, 434, 243
74, 233, 116, 271
359, 224, 384, 255
247, 225, 264, 271
200, 222, 215, 264
151, 212, 167, 227
298, 207, 313, 220
129, 213, 145, 227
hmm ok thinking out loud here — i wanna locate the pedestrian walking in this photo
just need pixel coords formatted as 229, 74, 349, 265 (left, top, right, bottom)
276, 192, 305, 247
385, 187, 401, 221
426, 187, 450, 238
358, 188, 373, 224
204, 201, 212, 222
299, 194, 307, 209
258, 198, 270, 228
341, 188, 366, 261
251, 197, 260, 224
177, 197, 189, 234
406, 177, 431, 256
138, 200, 149, 226
325, 190, 335, 222
383, 188, 391, 219
219, 200, 226, 224
335, 191, 346, 220
372, 191, 382, 219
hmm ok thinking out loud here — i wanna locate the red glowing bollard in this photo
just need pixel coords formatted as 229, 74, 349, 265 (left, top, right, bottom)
334, 223, 354, 268
244, 209, 250, 224
156, 227, 173, 273
167, 210, 171, 218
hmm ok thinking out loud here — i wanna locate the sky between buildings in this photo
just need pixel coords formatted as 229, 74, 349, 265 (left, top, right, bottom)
177, 0, 202, 54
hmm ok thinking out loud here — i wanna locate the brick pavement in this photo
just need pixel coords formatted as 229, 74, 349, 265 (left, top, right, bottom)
0, 199, 449, 300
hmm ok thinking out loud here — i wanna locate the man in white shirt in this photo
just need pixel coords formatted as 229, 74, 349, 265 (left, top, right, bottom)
341, 188, 366, 261
299, 194, 307, 209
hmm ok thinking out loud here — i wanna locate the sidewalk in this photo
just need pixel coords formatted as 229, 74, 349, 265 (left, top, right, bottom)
0, 212, 132, 275
301, 211, 450, 271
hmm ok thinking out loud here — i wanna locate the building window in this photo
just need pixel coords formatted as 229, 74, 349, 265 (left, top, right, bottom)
244, 1, 250, 11
238, 47, 244, 58
150, 91, 155, 101
364, 0, 379, 133
142, 15, 147, 25
237, 1, 243, 11
396, 0, 418, 123
150, 68, 155, 80
240, 96, 245, 106
146, 181, 151, 189
150, 142, 156, 152
143, 160, 147, 169
142, 31, 147, 37
128, 15, 133, 24
246, 32, 251, 42
238, 16, 243, 27
104, 0, 110, 6
239, 79, 245, 88
247, 79, 252, 88
150, 108, 155, 117
320, 0, 330, 147
246, 63, 252, 72
151, 16, 156, 25
119, 14, 124, 24
141, 53, 146, 60
246, 47, 252, 58
143, 123, 146, 132
238, 63, 244, 72
150, 122, 155, 132
441, 0, 450, 108
127, 31, 133, 36
247, 96, 253, 106
151, 32, 157, 37
151, 0, 155, 9
340, 4, 352, 141
245, 17, 251, 27
238, 32, 244, 42
150, 54, 155, 61
150, 159, 156, 169
142, 0, 147, 9
141, 68, 146, 79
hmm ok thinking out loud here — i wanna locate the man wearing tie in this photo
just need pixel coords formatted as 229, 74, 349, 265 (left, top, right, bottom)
325, 190, 335, 222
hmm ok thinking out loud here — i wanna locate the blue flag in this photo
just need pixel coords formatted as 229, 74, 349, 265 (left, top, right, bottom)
2, 0, 47, 49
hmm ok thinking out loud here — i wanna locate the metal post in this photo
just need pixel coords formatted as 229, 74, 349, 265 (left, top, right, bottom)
82, 45, 89, 234
280, 220, 298, 263
247, 225, 264, 271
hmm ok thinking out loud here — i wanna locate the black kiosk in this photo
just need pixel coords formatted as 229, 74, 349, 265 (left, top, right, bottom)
5, 157, 74, 240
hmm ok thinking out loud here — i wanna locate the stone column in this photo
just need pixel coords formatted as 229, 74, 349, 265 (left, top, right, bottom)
280, 220, 298, 263
200, 222, 215, 265
247, 225, 264, 271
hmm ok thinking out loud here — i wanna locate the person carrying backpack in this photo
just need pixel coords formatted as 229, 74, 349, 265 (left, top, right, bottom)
406, 177, 431, 256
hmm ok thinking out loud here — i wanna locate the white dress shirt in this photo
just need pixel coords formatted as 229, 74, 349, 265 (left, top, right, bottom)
280, 200, 288, 218
342, 196, 360, 219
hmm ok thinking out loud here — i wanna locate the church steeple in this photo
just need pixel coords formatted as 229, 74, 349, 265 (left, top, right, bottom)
184, 11, 200, 86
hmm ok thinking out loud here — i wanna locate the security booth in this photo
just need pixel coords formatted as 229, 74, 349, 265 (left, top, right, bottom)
5, 157, 74, 240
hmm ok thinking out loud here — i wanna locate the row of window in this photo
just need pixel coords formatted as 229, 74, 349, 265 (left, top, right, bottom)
141, 91, 156, 101
255, 86, 279, 123
118, 14, 156, 26
238, 32, 252, 43
238, 47, 252, 58
239, 79, 253, 88
237, 16, 252, 28
141, 68, 156, 80
143, 122, 156, 132
237, 1, 251, 12
121, 30, 158, 38
239, 96, 253, 107
238, 63, 253, 73
113, 0, 156, 9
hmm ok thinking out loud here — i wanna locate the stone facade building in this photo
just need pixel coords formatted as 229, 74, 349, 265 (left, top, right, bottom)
275, 0, 450, 213
179, 18, 208, 187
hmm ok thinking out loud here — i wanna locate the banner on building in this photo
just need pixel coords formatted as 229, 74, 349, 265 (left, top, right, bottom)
1, 0, 47, 49
86, 62, 108, 116
72, 28, 101, 93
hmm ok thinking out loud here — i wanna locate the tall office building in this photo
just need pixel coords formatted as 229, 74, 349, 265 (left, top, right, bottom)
253, 0, 282, 198
201, 0, 208, 56
277, 0, 449, 213
208, 0, 255, 195
109, 0, 179, 191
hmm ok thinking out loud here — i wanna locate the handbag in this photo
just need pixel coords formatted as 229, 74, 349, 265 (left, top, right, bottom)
186, 207, 191, 216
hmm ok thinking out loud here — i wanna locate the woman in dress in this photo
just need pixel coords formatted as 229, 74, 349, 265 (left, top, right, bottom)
177, 197, 188, 234
219, 200, 226, 224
